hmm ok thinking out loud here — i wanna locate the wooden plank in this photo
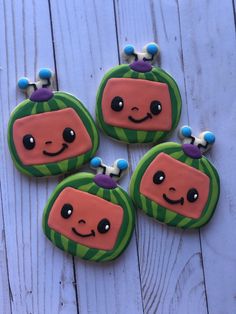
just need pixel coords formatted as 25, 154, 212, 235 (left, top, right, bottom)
49, 0, 143, 313
0, 1, 234, 313
178, 1, 236, 313
114, 0, 208, 313
0, 184, 11, 314
0, 0, 78, 313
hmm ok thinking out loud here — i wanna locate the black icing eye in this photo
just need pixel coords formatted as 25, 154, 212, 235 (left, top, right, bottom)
111, 96, 124, 112
97, 218, 111, 234
150, 101, 162, 115
63, 128, 76, 143
23, 134, 35, 150
61, 203, 73, 219
187, 188, 199, 203
153, 171, 165, 184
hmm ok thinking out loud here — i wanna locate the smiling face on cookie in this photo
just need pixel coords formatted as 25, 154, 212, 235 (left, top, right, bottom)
130, 142, 220, 228
129, 142, 220, 229
101, 78, 172, 131
140, 153, 210, 219
13, 108, 92, 165
43, 172, 136, 261
8, 91, 99, 176
96, 64, 182, 143
48, 187, 124, 250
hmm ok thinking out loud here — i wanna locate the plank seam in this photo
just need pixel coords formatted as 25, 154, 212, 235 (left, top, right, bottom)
0, 181, 13, 314
232, 0, 236, 33
112, 0, 121, 64
0, 0, 15, 312
47, 0, 59, 88
176, 0, 190, 123
72, 258, 80, 314
199, 230, 210, 314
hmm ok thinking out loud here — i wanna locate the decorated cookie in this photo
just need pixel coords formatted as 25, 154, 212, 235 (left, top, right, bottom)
129, 126, 220, 228
42, 157, 135, 261
8, 69, 99, 177
96, 43, 182, 143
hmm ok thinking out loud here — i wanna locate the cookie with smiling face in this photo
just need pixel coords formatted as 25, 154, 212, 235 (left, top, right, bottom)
8, 69, 99, 177
129, 126, 220, 228
42, 158, 135, 261
96, 43, 182, 143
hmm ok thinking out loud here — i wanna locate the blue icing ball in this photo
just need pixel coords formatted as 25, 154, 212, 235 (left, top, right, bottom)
124, 45, 135, 56
38, 68, 52, 80
204, 132, 215, 144
90, 157, 102, 168
146, 43, 158, 55
18, 77, 29, 89
117, 159, 128, 170
181, 126, 192, 137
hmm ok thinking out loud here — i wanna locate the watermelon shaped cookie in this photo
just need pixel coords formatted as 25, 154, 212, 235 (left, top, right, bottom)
129, 126, 220, 228
96, 43, 182, 143
8, 69, 99, 177
42, 157, 135, 261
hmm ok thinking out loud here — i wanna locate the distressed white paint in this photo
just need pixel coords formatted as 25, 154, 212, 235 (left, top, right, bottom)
0, 0, 235, 313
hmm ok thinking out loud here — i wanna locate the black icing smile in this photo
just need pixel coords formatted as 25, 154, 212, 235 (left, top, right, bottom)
128, 112, 152, 123
43, 143, 68, 156
72, 227, 95, 238
163, 193, 184, 205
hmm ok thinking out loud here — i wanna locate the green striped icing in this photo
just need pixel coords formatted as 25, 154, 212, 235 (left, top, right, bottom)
96, 64, 181, 143
129, 142, 220, 229
8, 92, 99, 177
42, 172, 135, 261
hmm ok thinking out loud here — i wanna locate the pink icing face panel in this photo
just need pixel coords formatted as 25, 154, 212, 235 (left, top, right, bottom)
48, 187, 124, 250
13, 108, 92, 165
140, 153, 210, 219
102, 78, 172, 131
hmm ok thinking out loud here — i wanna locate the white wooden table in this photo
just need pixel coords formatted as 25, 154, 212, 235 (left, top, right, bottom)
0, 1, 235, 313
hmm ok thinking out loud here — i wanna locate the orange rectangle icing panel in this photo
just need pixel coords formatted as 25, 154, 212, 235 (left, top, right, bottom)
13, 108, 92, 165
102, 78, 172, 131
140, 153, 210, 219
48, 187, 124, 251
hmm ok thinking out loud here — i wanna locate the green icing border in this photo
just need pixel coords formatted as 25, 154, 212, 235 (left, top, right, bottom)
96, 65, 182, 143
42, 172, 136, 261
129, 142, 220, 229
8, 92, 99, 177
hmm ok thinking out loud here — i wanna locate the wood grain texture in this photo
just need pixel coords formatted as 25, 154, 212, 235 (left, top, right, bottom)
178, 1, 236, 313
0, 184, 11, 314
0, 0, 78, 313
49, 1, 143, 313
0, 0, 235, 313
114, 1, 208, 313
